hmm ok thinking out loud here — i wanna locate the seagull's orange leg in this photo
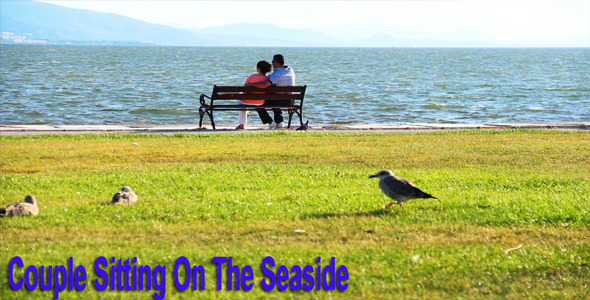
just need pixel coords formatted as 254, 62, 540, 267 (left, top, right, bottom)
385, 203, 394, 209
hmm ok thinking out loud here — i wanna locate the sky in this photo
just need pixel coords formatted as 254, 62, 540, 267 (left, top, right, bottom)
37, 0, 590, 42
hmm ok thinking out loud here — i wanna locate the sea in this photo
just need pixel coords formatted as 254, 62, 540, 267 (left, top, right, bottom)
1, 45, 589, 125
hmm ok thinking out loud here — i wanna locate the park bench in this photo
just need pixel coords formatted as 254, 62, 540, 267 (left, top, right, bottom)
199, 85, 307, 129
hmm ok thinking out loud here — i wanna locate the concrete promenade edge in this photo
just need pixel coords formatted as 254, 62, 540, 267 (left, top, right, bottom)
1, 123, 588, 135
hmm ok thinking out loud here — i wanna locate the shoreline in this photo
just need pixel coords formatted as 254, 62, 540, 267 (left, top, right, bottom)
0, 122, 588, 135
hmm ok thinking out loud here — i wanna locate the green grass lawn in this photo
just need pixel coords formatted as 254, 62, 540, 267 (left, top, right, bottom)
1, 130, 589, 299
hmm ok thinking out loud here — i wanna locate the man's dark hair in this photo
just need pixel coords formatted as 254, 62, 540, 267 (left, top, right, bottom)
257, 60, 272, 74
272, 54, 285, 66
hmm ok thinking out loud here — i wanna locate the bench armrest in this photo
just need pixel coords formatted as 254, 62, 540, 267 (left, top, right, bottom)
199, 94, 211, 105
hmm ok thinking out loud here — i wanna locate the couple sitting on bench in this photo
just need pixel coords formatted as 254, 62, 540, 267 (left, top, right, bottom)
236, 54, 296, 130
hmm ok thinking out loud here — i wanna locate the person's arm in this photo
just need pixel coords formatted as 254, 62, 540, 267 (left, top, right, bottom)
245, 79, 272, 88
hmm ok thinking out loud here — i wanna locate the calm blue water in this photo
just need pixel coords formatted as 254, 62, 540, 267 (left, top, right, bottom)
1, 45, 589, 125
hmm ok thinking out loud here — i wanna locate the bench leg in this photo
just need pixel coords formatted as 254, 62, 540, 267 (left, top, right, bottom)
295, 109, 303, 126
287, 109, 294, 128
199, 108, 205, 128
206, 110, 216, 130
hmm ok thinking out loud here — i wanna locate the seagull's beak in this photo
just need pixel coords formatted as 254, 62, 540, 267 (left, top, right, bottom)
369, 174, 377, 178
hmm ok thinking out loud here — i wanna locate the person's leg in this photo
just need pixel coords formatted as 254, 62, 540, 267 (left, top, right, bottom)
237, 110, 247, 129
236, 100, 248, 129
256, 108, 273, 124
272, 100, 293, 125
272, 108, 284, 124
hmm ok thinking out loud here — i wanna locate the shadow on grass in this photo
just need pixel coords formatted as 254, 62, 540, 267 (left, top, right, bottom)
303, 208, 398, 219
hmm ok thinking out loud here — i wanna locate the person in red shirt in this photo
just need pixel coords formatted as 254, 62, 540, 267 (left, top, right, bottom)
236, 60, 272, 130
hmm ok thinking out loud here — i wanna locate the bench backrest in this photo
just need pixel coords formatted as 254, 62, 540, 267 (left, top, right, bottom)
211, 85, 307, 101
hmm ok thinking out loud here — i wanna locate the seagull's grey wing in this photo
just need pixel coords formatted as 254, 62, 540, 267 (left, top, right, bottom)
6, 202, 38, 215
380, 176, 422, 200
4, 202, 22, 215
394, 176, 436, 199
379, 176, 408, 201
4, 202, 19, 210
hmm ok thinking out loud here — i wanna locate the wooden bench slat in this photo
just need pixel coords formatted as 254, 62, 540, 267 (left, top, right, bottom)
213, 86, 306, 93
211, 94, 304, 100
209, 105, 300, 109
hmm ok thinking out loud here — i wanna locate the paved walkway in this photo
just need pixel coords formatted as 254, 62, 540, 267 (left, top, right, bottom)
1, 123, 588, 135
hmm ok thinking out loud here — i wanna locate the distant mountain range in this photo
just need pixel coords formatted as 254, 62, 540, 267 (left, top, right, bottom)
1, 1, 588, 47
1, 0, 216, 45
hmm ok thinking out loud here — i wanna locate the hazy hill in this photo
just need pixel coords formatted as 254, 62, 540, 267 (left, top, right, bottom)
0, 0, 217, 45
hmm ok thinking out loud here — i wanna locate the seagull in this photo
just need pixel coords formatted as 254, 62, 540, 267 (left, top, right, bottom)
111, 186, 138, 205
369, 170, 437, 209
0, 195, 39, 216
296, 120, 309, 131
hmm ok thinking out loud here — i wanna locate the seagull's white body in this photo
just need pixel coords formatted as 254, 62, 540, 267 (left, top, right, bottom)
1, 195, 39, 216
111, 186, 138, 205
